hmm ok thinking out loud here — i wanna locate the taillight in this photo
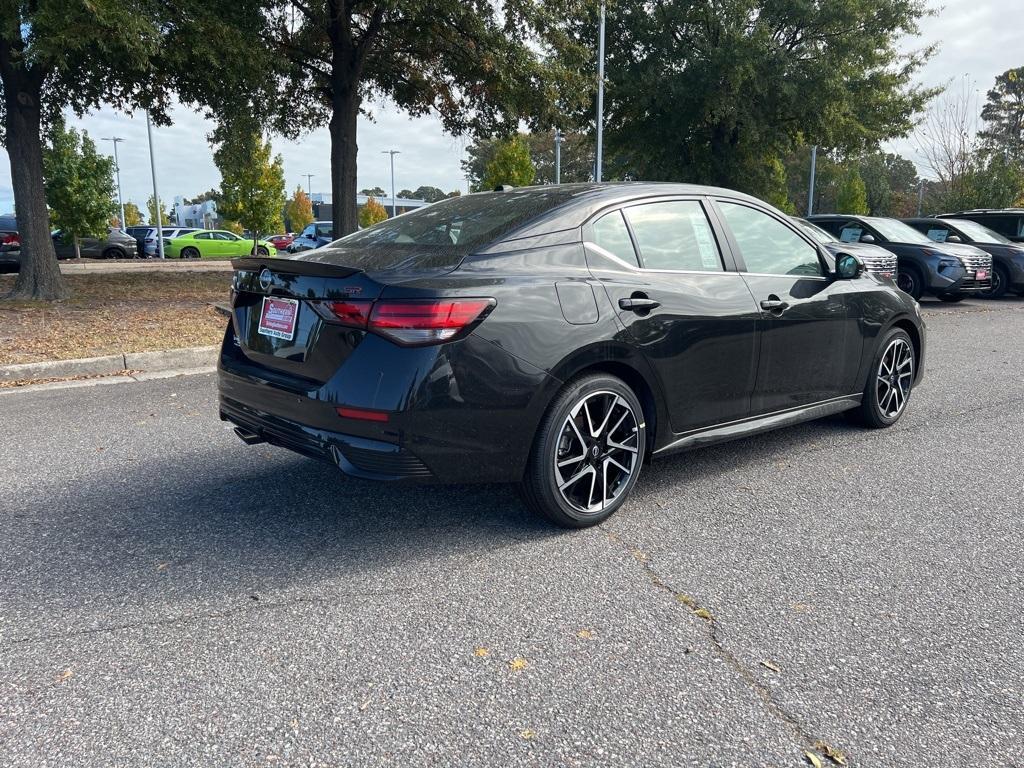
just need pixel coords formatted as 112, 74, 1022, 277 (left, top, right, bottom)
314, 300, 373, 327
368, 299, 495, 346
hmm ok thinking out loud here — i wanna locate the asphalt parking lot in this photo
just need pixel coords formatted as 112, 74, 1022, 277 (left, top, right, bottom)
1, 297, 1022, 767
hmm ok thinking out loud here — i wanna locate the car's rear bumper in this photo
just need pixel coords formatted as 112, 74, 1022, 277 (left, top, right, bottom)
217, 327, 557, 484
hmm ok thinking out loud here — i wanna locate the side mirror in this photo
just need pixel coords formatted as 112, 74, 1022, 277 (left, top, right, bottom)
859, 234, 875, 244
835, 252, 864, 280
946, 235, 962, 243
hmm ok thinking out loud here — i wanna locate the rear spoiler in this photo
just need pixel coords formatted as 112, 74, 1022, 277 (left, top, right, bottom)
231, 257, 360, 278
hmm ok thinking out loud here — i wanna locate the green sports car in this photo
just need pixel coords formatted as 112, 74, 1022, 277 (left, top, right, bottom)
163, 230, 275, 259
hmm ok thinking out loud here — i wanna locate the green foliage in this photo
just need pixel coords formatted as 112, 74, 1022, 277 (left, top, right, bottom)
359, 187, 386, 198
285, 187, 314, 232
221, 220, 244, 235
43, 123, 116, 254
411, 186, 447, 203
146, 195, 173, 226
552, 0, 935, 199
980, 67, 1024, 158
122, 201, 143, 226
762, 158, 795, 213
358, 197, 388, 228
836, 169, 869, 215
859, 152, 920, 216
213, 121, 286, 237
479, 136, 536, 190
464, 130, 592, 189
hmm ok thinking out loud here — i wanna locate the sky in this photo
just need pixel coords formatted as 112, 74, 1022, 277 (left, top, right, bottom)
0, 0, 1020, 216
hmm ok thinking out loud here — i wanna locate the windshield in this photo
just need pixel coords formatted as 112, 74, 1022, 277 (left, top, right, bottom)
792, 217, 835, 244
334, 188, 577, 251
864, 217, 932, 244
948, 219, 1011, 244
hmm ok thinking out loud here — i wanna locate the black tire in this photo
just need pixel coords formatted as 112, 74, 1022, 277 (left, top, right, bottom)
848, 327, 915, 429
253, 246, 270, 256
520, 373, 647, 528
937, 293, 965, 303
101, 247, 124, 260
180, 246, 200, 259
895, 264, 924, 300
978, 263, 1009, 299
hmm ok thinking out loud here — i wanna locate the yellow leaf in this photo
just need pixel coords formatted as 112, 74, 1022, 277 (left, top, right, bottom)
813, 741, 848, 765
473, 647, 490, 658
577, 629, 594, 640
519, 728, 535, 740
509, 657, 528, 672
56, 668, 73, 683
693, 607, 714, 621
676, 594, 697, 608
632, 549, 648, 562
805, 751, 823, 768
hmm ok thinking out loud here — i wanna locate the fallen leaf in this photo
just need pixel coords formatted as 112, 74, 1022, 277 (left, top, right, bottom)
693, 607, 714, 621
760, 660, 781, 673
793, 602, 810, 613
812, 741, 847, 765
56, 668, 73, 684
632, 549, 648, 562
473, 647, 490, 658
509, 657, 528, 672
156, 561, 170, 572
676, 594, 697, 608
520, 728, 535, 740
577, 629, 594, 640
805, 751, 823, 768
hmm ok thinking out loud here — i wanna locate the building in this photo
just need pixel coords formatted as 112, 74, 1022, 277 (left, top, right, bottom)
309, 193, 429, 222
173, 197, 218, 228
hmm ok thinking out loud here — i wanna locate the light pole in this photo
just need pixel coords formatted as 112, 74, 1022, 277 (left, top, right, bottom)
305, 174, 314, 197
145, 112, 164, 259
807, 145, 818, 216
917, 179, 925, 216
102, 136, 126, 229
595, 0, 606, 182
554, 129, 563, 184
382, 150, 400, 217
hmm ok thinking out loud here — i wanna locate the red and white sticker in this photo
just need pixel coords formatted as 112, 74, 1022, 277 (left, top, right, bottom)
976, 269, 989, 281
258, 297, 299, 340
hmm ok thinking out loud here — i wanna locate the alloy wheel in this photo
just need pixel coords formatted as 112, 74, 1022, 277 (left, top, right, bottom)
553, 390, 640, 515
876, 338, 913, 418
895, 271, 916, 296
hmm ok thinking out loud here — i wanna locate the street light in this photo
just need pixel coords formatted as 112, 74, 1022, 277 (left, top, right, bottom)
595, 0, 606, 182
304, 174, 314, 197
807, 145, 818, 216
382, 150, 400, 217
145, 112, 164, 258
554, 129, 563, 184
102, 136, 126, 230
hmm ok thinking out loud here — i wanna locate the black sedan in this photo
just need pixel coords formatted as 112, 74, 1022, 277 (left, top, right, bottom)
902, 217, 1024, 298
808, 214, 992, 301
219, 184, 925, 527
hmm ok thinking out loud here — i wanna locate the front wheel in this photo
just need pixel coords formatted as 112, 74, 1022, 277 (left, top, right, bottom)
895, 265, 924, 300
253, 246, 270, 256
848, 328, 915, 429
978, 264, 1009, 299
520, 374, 646, 528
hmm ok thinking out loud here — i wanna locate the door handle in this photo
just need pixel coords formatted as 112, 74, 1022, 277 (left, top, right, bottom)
760, 298, 789, 312
619, 297, 661, 312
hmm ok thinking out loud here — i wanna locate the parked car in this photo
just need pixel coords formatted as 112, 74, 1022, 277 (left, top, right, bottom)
287, 221, 335, 253
52, 228, 139, 259
791, 217, 898, 277
219, 183, 925, 528
902, 217, 1024, 299
164, 230, 274, 259
0, 214, 19, 272
936, 208, 1024, 243
123, 226, 200, 257
266, 234, 294, 251
808, 214, 991, 301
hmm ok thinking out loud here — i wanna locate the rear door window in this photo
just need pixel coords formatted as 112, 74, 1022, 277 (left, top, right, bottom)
623, 201, 723, 272
591, 210, 639, 266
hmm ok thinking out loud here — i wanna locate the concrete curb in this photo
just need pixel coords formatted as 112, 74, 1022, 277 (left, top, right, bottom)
0, 345, 219, 383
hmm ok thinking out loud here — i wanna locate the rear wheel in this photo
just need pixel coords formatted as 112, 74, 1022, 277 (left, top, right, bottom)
101, 247, 124, 260
937, 293, 965, 303
978, 263, 1009, 299
895, 264, 923, 300
848, 328, 915, 429
520, 374, 646, 528
181, 246, 200, 259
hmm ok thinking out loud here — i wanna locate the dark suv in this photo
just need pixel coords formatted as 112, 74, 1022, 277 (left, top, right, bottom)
903, 217, 1024, 298
287, 221, 335, 253
936, 209, 1024, 243
808, 214, 992, 301
219, 184, 925, 527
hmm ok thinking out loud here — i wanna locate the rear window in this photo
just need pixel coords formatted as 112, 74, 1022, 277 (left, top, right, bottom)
301, 188, 578, 272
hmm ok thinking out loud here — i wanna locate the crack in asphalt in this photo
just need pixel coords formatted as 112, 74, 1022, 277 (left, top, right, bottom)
606, 529, 845, 766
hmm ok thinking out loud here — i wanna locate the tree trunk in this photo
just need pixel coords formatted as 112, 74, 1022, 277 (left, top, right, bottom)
3, 73, 68, 300
330, 84, 360, 238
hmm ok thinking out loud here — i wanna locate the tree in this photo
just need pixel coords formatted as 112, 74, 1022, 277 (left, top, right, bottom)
284, 186, 314, 232
214, 120, 286, 253
122, 201, 143, 227
859, 152, 920, 216
411, 186, 446, 203
464, 131, 592, 189
397, 189, 414, 199
980, 67, 1024, 158
836, 169, 869, 215
42, 123, 116, 263
233, 1, 577, 239
359, 187, 386, 198
358, 197, 387, 228
222, 220, 244, 235
915, 80, 986, 212
0, 0, 166, 299
552, 0, 935, 200
480, 136, 536, 191
146, 195, 173, 226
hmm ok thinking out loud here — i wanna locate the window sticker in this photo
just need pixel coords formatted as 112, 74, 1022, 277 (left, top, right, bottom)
839, 227, 862, 243
926, 228, 948, 242
692, 220, 721, 270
